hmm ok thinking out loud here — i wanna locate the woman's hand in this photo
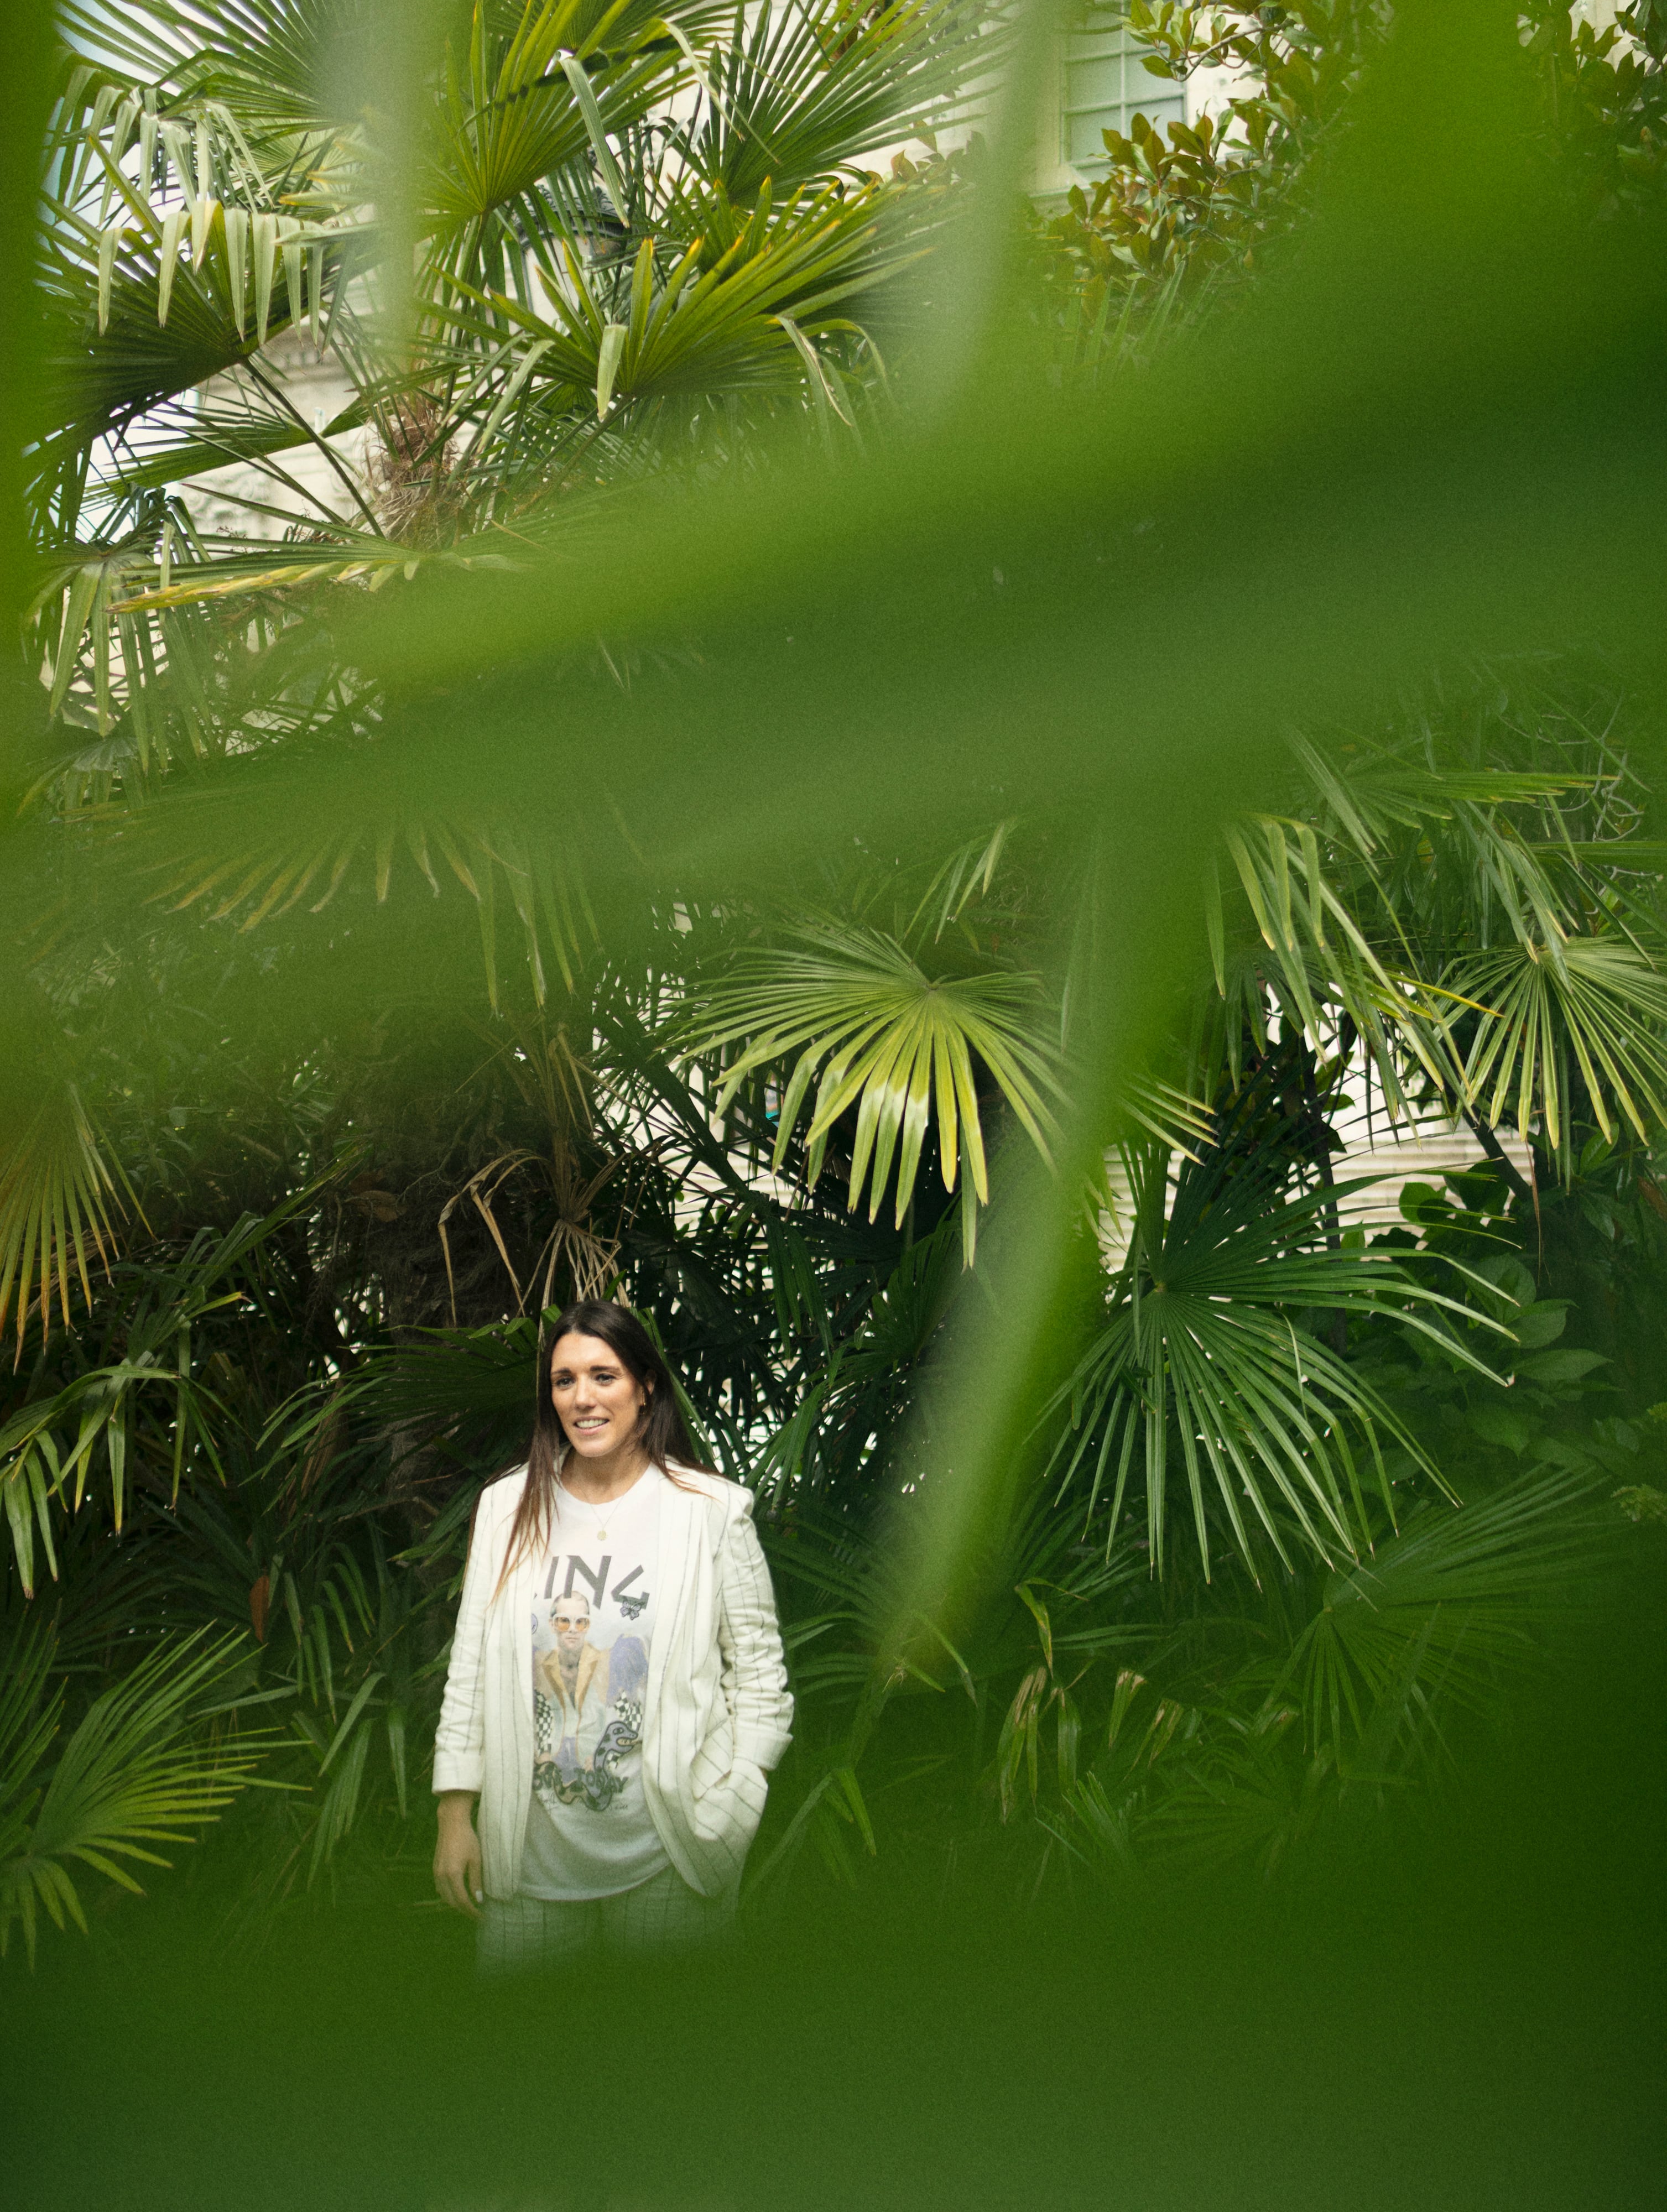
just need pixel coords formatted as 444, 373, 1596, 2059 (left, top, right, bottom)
434, 1790, 484, 1919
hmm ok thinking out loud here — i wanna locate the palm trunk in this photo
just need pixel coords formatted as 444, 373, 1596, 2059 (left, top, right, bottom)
1462, 1110, 1536, 1211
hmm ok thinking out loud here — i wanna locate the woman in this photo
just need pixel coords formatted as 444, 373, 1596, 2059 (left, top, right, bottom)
433, 1300, 793, 1970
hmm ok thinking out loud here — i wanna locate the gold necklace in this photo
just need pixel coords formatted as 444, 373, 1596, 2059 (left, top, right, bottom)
561, 1478, 616, 1544
560, 1457, 650, 1545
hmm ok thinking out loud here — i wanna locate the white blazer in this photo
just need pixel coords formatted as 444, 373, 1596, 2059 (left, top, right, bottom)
433, 1461, 794, 1900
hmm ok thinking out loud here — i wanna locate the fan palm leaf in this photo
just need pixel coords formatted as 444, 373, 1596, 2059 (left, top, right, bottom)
675, 0, 989, 204
1214, 732, 1667, 1173
680, 919, 1064, 1243
0, 1087, 129, 1364
1454, 934, 1667, 1155
421, 0, 687, 243
0, 1627, 270, 1963
139, 805, 594, 1007
1043, 1142, 1500, 1577
0, 1173, 356, 1591
451, 175, 915, 425
1281, 1462, 1605, 1764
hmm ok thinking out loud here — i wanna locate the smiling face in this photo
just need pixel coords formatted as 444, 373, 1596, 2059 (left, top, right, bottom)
549, 1331, 650, 1461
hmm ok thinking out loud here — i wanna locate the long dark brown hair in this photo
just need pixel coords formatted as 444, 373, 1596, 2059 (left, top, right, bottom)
496, 1301, 709, 1589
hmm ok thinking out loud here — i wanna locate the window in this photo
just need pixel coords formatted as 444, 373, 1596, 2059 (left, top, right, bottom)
1060, 17, 1185, 176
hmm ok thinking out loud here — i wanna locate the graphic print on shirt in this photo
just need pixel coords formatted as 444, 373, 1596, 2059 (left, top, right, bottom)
531, 1546, 652, 1818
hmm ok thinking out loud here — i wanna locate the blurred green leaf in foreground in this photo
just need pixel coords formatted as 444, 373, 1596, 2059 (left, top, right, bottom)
1, 0, 1666, 1950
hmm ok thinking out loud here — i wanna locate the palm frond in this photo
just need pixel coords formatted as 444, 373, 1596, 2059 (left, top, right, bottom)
1455, 935, 1667, 1157
0, 1172, 355, 1590
141, 806, 595, 1009
673, 0, 991, 204
0, 1087, 129, 1363
680, 917, 1065, 1244
1043, 1142, 1502, 1577
1283, 1462, 1606, 1764
421, 1, 686, 246
0, 1629, 269, 1963
442, 170, 920, 435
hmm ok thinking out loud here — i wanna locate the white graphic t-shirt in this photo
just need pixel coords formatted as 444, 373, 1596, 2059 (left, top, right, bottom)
519, 1466, 671, 1901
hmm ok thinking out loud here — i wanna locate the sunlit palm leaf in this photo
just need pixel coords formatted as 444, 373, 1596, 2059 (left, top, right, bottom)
675, 0, 991, 204
680, 919, 1064, 1239
448, 174, 921, 427
1454, 935, 1667, 1155
39, 187, 364, 461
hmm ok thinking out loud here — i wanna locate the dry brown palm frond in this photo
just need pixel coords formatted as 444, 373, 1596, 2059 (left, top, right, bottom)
436, 1147, 621, 1323
369, 392, 468, 546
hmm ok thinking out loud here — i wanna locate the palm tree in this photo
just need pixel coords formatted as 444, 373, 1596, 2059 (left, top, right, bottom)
2, 1, 1665, 1940
41, 0, 983, 607
11, 0, 989, 1339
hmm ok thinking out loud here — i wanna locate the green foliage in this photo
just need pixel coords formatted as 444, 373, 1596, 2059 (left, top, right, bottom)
2, 0, 1666, 1948
681, 916, 1064, 1249
1038, 2, 1667, 368
1204, 700, 1667, 1178
0, 1081, 128, 1368
1038, 0, 1394, 347
1041, 1135, 1488, 1576
38, 0, 981, 597
0, 1624, 269, 1963
0, 1177, 342, 1595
